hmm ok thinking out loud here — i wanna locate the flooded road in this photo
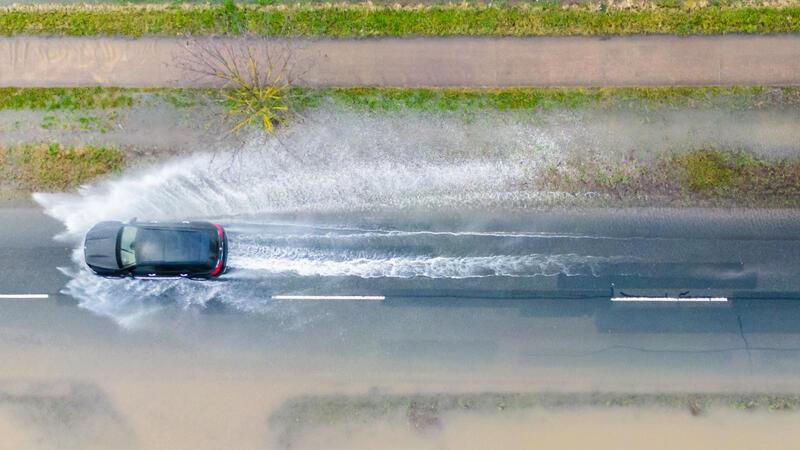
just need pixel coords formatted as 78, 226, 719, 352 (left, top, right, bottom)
6, 205, 800, 382
20, 206, 800, 324
3, 205, 800, 448
3, 106, 800, 448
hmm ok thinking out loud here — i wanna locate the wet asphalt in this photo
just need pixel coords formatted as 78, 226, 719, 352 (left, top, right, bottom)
3, 206, 800, 391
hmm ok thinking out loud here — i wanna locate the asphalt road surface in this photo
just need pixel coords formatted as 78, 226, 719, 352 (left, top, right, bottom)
5, 205, 800, 449
1, 208, 71, 295
3, 206, 800, 390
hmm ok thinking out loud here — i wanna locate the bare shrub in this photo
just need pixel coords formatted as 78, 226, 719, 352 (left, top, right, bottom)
178, 38, 308, 135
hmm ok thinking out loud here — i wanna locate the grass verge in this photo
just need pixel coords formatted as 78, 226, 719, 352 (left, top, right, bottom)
540, 149, 800, 207
295, 86, 800, 112
4, 87, 799, 112
270, 391, 800, 444
0, 143, 124, 191
2, 3, 800, 37
0, 87, 135, 110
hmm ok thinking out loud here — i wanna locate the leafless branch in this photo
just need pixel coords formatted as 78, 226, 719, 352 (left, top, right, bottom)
172, 34, 318, 164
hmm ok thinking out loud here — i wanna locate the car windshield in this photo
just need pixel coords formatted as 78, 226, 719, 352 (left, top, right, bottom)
119, 226, 138, 268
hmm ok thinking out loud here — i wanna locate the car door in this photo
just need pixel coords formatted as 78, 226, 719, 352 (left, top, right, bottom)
157, 264, 192, 279
131, 264, 182, 279
131, 264, 201, 279
131, 264, 160, 279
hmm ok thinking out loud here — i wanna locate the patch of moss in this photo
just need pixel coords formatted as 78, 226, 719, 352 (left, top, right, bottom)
677, 150, 737, 193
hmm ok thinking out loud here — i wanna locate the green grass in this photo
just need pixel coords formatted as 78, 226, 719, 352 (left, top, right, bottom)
0, 87, 222, 111
2, 3, 800, 37
0, 87, 135, 110
677, 150, 743, 192
5, 86, 792, 113
0, 143, 124, 191
295, 86, 779, 112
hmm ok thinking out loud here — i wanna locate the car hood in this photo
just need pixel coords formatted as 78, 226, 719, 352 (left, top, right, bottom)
84, 221, 122, 270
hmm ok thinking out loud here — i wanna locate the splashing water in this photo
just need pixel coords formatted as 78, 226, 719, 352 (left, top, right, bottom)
34, 110, 582, 237
34, 110, 621, 326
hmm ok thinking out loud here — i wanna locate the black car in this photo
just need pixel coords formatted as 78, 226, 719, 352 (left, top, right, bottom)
84, 220, 228, 279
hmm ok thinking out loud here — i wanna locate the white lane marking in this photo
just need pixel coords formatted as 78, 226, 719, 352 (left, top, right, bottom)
272, 295, 385, 301
612, 296, 728, 303
0, 294, 50, 299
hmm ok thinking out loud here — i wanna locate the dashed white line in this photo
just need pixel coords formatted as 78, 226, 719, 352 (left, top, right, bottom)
611, 296, 728, 303
0, 294, 50, 299
272, 295, 385, 301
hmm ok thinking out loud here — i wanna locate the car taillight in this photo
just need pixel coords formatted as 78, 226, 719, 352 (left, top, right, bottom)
210, 258, 223, 277
210, 224, 224, 276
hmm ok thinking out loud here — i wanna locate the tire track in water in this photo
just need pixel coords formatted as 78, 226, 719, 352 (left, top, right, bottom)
229, 248, 613, 279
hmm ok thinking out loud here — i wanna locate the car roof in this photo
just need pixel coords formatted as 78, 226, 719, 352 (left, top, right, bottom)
134, 227, 212, 265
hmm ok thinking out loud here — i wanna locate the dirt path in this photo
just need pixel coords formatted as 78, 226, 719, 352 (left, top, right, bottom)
2, 35, 800, 87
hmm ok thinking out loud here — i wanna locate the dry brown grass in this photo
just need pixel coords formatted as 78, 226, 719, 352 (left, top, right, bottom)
538, 149, 800, 207
0, 143, 124, 192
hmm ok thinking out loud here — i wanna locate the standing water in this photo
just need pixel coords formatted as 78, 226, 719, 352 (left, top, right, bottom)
33, 110, 800, 326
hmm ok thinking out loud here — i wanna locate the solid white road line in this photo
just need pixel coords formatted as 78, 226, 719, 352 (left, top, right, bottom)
0, 294, 50, 299
611, 296, 728, 303
272, 295, 385, 301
